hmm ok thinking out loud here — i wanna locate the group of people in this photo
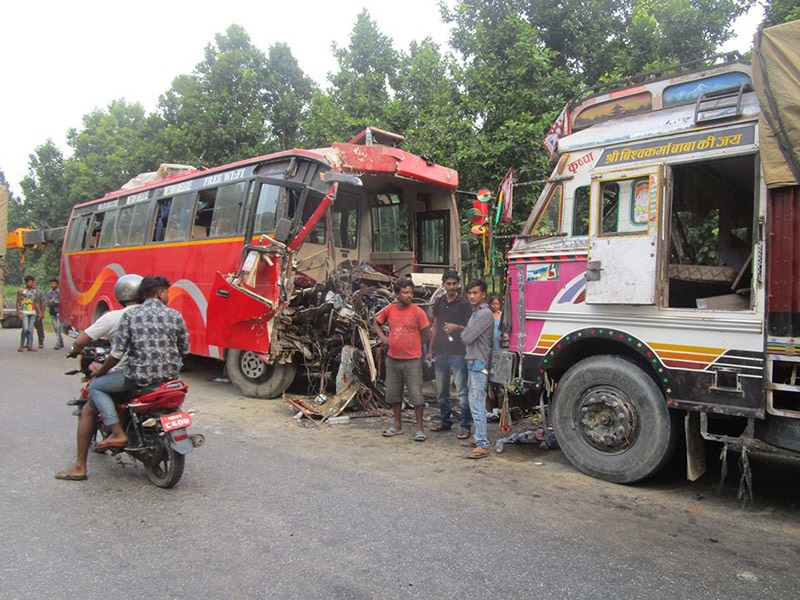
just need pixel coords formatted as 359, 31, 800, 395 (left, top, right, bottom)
373, 270, 500, 460
15, 275, 64, 352
55, 274, 189, 481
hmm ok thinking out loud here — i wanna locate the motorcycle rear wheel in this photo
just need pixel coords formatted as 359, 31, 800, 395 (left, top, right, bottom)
143, 438, 185, 488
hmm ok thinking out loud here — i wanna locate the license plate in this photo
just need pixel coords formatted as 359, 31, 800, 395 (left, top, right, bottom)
160, 412, 193, 432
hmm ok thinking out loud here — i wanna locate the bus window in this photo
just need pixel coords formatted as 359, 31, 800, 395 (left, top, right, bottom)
65, 214, 91, 251
416, 210, 449, 267
572, 186, 590, 236
373, 192, 410, 252
97, 210, 118, 248
332, 192, 359, 249
117, 202, 152, 246
210, 182, 245, 237
165, 193, 195, 241
194, 189, 215, 237
254, 184, 280, 234
153, 198, 172, 242
88, 212, 106, 248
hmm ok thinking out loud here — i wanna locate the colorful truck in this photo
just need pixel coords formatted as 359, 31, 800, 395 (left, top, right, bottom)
492, 21, 800, 484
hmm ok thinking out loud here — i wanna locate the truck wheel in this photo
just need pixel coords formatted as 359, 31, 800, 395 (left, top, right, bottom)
1, 316, 22, 328
551, 355, 677, 484
226, 350, 297, 399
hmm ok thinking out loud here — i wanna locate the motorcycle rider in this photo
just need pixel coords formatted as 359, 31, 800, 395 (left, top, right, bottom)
87, 275, 189, 453
55, 274, 143, 481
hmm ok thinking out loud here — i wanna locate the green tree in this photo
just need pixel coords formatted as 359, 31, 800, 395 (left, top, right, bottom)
386, 38, 471, 165
762, 1, 800, 26
265, 43, 316, 149
64, 99, 161, 205
159, 24, 272, 166
17, 142, 70, 280
329, 10, 399, 128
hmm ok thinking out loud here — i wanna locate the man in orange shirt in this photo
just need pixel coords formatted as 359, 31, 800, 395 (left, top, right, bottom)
373, 279, 431, 442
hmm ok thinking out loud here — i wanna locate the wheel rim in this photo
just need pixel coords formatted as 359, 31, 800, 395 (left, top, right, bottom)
574, 385, 638, 453
238, 351, 274, 383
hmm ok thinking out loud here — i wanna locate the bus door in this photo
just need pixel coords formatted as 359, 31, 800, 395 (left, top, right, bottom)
207, 178, 311, 353
586, 165, 665, 304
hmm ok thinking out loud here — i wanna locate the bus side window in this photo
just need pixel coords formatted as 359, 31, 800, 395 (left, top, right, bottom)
210, 182, 245, 237
89, 212, 106, 248
65, 215, 91, 251
194, 189, 215, 237
153, 198, 172, 242
116, 202, 152, 246
165, 193, 195, 241
97, 210, 118, 248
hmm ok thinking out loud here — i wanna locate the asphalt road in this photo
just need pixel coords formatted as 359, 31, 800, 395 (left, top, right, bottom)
1, 327, 800, 600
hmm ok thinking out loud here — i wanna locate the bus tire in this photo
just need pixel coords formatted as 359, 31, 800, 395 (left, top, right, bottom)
226, 350, 297, 399
551, 355, 677, 484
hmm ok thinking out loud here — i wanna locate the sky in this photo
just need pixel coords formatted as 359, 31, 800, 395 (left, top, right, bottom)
1, 1, 761, 198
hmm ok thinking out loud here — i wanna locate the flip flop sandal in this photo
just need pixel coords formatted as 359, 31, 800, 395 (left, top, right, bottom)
456, 431, 471, 439
466, 447, 491, 459
55, 472, 88, 481
382, 427, 404, 437
413, 431, 427, 442
429, 423, 451, 432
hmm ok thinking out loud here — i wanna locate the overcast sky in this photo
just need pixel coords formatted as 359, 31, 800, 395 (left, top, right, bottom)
1, 1, 761, 197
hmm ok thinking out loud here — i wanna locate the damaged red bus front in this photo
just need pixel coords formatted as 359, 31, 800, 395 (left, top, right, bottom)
205, 127, 463, 397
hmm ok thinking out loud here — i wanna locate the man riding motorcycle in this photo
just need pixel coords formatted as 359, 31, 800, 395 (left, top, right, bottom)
86, 275, 190, 453
55, 274, 143, 481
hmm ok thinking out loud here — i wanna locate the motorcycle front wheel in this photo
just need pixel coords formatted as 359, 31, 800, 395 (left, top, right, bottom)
143, 438, 185, 488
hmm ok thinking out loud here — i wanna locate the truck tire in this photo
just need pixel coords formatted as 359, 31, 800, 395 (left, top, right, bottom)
226, 350, 297, 399
1, 316, 22, 329
551, 355, 677, 484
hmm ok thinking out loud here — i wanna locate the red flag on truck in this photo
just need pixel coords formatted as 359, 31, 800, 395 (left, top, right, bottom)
541, 105, 571, 157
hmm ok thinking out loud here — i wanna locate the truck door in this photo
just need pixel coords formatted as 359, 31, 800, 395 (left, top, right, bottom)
586, 165, 666, 304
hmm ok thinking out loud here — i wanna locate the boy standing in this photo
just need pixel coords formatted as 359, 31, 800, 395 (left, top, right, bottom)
45, 278, 64, 349
16, 276, 43, 352
373, 279, 431, 442
460, 279, 495, 459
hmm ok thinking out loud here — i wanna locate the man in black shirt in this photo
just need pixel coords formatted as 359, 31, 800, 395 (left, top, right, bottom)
426, 270, 473, 438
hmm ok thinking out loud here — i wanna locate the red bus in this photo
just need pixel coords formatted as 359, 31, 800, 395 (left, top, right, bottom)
60, 127, 464, 397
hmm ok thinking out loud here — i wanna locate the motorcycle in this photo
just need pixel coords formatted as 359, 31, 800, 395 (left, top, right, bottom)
66, 343, 204, 488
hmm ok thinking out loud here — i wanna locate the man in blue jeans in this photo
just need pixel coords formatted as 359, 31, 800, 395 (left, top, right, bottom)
460, 279, 495, 459
426, 270, 472, 438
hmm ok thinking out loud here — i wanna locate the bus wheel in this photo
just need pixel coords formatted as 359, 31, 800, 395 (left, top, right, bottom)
551, 355, 677, 484
226, 350, 297, 399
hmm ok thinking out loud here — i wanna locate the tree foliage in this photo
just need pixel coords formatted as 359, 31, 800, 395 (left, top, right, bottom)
762, 0, 800, 26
